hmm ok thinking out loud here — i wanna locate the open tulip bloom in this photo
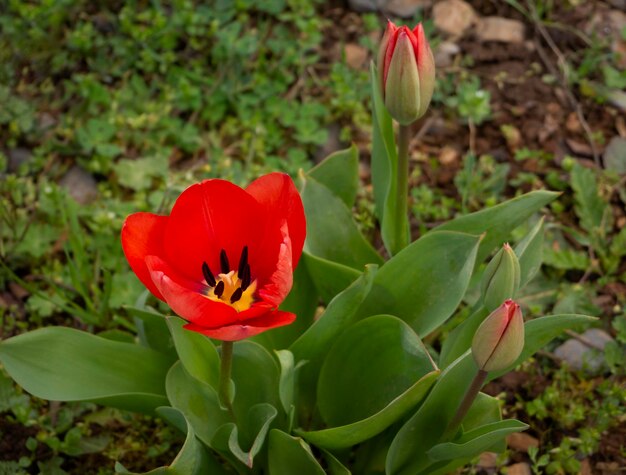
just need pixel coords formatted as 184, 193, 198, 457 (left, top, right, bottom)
0, 19, 596, 475
121, 172, 305, 341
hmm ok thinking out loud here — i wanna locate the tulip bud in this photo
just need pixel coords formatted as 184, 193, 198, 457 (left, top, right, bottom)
377, 21, 435, 125
481, 243, 521, 312
472, 300, 524, 372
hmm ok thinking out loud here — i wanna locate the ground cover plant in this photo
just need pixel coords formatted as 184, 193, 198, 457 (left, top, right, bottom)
1, 0, 625, 474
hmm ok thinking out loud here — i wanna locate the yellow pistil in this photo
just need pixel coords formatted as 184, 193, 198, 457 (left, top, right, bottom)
206, 270, 256, 312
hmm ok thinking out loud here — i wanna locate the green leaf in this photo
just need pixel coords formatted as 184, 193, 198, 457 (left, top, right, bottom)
268, 429, 326, 475
165, 362, 230, 447
166, 317, 220, 388
125, 306, 175, 358
0, 327, 171, 413
357, 231, 480, 336
298, 370, 438, 450
603, 136, 626, 174
571, 163, 612, 234
515, 217, 545, 287
436, 191, 559, 263
302, 252, 361, 303
317, 315, 436, 427
211, 404, 278, 468
301, 174, 383, 269
275, 350, 297, 418
427, 420, 528, 461
308, 145, 359, 207
290, 266, 377, 416
369, 61, 406, 256
115, 407, 228, 474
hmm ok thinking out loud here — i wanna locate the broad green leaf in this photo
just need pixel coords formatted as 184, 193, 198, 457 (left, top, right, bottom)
211, 404, 278, 468
253, 262, 319, 350
299, 370, 438, 450
322, 449, 352, 475
317, 315, 436, 427
438, 306, 488, 369
301, 175, 383, 269
514, 217, 545, 287
308, 145, 359, 207
427, 419, 528, 461
166, 317, 220, 389
165, 362, 230, 447
125, 306, 175, 358
357, 231, 480, 336
230, 341, 281, 419
290, 266, 377, 416
0, 327, 170, 413
275, 350, 298, 419
435, 191, 559, 263
268, 429, 326, 475
302, 252, 361, 303
114, 407, 228, 474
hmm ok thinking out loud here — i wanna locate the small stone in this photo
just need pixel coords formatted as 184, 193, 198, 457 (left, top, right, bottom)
434, 41, 461, 68
438, 146, 460, 166
477, 451, 498, 469
603, 136, 626, 174
507, 432, 539, 453
507, 462, 532, 475
59, 165, 98, 205
344, 43, 368, 70
477, 17, 525, 43
385, 0, 432, 18
565, 112, 582, 134
554, 329, 614, 373
432, 0, 477, 37
347, 0, 378, 12
7, 148, 33, 173
580, 458, 593, 475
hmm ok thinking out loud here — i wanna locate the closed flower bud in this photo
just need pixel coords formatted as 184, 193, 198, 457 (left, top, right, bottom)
377, 21, 435, 125
472, 300, 525, 372
481, 243, 521, 312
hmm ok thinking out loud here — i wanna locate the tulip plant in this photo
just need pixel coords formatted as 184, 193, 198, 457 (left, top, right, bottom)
0, 21, 593, 475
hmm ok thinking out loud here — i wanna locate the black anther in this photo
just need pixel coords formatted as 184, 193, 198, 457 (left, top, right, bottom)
241, 264, 251, 290
230, 288, 243, 304
238, 246, 248, 277
220, 249, 230, 274
202, 262, 216, 287
214, 281, 225, 298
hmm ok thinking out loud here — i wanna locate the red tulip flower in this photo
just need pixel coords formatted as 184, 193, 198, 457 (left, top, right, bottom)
121, 173, 306, 341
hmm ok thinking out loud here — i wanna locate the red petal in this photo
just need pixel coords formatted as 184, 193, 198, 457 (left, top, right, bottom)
246, 173, 306, 268
413, 23, 429, 66
163, 180, 265, 282
183, 311, 296, 341
383, 26, 402, 85
121, 213, 168, 301
257, 222, 293, 307
146, 255, 238, 327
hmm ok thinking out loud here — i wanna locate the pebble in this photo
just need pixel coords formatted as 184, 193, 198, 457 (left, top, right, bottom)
434, 41, 461, 68
344, 43, 369, 69
385, 0, 431, 17
59, 165, 98, 205
7, 148, 33, 173
506, 432, 539, 453
432, 0, 477, 37
603, 136, 626, 174
477, 17, 526, 43
507, 462, 532, 475
554, 328, 614, 373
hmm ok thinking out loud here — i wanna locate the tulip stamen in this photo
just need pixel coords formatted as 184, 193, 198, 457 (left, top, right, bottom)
202, 262, 217, 287
230, 288, 243, 304
241, 264, 251, 291
214, 281, 225, 298
220, 249, 230, 274
238, 246, 248, 276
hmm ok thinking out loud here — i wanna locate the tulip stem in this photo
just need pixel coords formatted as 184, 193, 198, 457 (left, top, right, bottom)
219, 341, 236, 421
395, 123, 411, 254
444, 369, 488, 440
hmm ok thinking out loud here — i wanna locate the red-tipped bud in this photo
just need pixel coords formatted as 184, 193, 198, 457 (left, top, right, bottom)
472, 300, 525, 372
376, 21, 435, 125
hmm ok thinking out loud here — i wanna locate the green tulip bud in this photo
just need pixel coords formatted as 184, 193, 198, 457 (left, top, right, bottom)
377, 21, 435, 125
472, 300, 525, 372
481, 243, 521, 312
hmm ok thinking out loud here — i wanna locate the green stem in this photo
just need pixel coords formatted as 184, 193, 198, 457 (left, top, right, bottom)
219, 341, 236, 421
443, 369, 488, 440
394, 123, 411, 254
